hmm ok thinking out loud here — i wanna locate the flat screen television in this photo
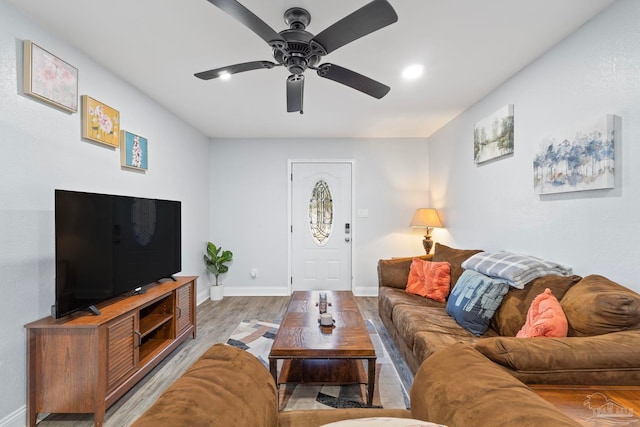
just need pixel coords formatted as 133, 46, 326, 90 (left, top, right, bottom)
54, 189, 182, 319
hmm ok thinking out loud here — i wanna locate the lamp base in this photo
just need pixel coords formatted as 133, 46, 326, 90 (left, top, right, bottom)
422, 237, 434, 254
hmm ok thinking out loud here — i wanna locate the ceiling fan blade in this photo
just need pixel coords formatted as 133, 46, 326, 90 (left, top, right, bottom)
206, 0, 286, 48
316, 63, 390, 99
194, 61, 278, 80
310, 0, 398, 55
287, 75, 304, 113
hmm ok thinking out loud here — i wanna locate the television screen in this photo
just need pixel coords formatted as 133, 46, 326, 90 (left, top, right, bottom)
55, 190, 181, 318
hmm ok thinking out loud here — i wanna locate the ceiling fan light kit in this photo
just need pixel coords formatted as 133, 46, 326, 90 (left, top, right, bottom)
196, 0, 398, 114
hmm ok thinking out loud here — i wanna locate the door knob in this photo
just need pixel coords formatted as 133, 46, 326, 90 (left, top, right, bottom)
345, 237, 351, 242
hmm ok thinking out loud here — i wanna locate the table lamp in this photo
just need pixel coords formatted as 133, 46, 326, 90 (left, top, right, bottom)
409, 208, 443, 254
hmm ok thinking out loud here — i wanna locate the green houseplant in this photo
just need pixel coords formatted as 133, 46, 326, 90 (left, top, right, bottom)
204, 242, 233, 300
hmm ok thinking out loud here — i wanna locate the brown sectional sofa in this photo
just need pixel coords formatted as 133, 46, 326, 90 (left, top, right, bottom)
131, 243, 640, 426
378, 243, 640, 384
132, 342, 581, 427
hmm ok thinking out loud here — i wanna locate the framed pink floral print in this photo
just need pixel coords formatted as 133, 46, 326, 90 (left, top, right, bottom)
23, 40, 78, 112
81, 95, 120, 147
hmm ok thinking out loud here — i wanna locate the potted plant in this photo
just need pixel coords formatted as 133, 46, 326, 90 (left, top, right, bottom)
204, 241, 233, 301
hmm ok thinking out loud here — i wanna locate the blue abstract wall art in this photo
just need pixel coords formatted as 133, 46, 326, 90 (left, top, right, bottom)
533, 115, 615, 194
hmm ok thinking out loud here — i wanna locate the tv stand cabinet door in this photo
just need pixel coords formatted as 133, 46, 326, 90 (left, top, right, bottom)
176, 282, 195, 337
26, 326, 104, 425
107, 312, 138, 392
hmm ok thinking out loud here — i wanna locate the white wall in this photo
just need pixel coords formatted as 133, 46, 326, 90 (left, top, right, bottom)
0, 1, 211, 424
208, 138, 430, 296
428, 0, 640, 292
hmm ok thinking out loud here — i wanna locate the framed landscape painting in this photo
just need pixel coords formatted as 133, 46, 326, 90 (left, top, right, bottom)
120, 130, 148, 171
533, 115, 616, 194
82, 95, 120, 147
474, 104, 514, 164
23, 40, 78, 112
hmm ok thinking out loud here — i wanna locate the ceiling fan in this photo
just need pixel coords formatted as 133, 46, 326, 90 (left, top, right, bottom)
195, 0, 398, 114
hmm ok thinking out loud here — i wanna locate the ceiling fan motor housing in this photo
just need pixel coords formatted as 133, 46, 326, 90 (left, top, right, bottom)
273, 8, 321, 75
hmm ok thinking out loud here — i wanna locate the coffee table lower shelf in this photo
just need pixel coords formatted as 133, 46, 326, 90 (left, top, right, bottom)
270, 356, 376, 408
278, 359, 368, 385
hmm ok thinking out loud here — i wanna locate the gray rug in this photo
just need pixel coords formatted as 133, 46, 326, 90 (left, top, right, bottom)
226, 319, 410, 411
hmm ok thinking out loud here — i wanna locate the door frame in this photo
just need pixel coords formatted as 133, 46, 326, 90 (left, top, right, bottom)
287, 159, 355, 295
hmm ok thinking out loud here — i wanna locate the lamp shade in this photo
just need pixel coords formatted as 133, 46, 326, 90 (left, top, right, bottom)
409, 208, 443, 228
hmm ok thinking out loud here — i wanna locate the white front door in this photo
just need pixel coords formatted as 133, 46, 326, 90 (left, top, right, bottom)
290, 162, 352, 292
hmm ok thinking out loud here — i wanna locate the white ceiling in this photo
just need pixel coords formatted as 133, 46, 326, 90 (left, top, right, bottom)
8, 0, 615, 139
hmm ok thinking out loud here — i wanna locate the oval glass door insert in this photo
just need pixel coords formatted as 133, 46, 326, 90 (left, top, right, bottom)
309, 180, 333, 245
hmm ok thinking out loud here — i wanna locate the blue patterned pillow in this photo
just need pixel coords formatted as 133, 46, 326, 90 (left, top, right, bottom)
446, 270, 509, 336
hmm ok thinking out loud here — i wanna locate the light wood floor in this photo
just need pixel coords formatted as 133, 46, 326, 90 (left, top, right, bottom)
37, 296, 413, 427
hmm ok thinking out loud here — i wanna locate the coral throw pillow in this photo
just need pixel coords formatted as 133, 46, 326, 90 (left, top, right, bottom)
406, 258, 427, 296
406, 258, 451, 302
516, 288, 568, 338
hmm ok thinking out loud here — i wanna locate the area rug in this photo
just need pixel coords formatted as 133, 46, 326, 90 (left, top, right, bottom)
226, 319, 410, 411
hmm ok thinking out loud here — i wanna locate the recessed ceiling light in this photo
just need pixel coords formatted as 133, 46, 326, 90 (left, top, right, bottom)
402, 64, 424, 80
219, 72, 231, 80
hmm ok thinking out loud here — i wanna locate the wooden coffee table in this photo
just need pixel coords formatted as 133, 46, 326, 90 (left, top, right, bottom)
268, 291, 377, 407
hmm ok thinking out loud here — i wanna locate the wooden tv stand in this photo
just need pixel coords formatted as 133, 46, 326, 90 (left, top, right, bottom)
24, 276, 197, 427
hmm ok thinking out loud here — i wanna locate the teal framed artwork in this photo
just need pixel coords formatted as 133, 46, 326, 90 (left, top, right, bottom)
120, 130, 148, 171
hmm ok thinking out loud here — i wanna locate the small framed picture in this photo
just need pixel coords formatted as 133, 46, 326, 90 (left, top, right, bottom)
120, 130, 148, 171
23, 40, 78, 112
81, 95, 120, 147
473, 104, 514, 164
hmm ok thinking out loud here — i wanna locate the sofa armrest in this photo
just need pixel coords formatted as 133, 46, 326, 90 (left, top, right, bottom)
279, 409, 412, 427
474, 331, 640, 373
131, 344, 278, 427
410, 343, 580, 427
377, 255, 432, 290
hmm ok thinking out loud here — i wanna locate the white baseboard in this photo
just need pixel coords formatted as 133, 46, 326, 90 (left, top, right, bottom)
197, 285, 378, 301
353, 286, 379, 297
0, 405, 25, 427
222, 286, 378, 297
223, 285, 290, 296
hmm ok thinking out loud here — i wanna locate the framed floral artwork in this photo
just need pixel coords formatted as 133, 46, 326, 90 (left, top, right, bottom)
23, 40, 78, 112
120, 130, 148, 171
81, 95, 120, 147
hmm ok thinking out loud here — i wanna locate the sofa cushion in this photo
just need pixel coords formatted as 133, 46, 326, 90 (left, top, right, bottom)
406, 258, 451, 302
378, 255, 433, 290
432, 243, 482, 289
131, 344, 278, 427
446, 270, 509, 336
411, 343, 581, 427
492, 275, 581, 337
561, 275, 640, 336
475, 331, 640, 373
412, 330, 488, 365
516, 288, 568, 338
391, 304, 465, 350
379, 286, 444, 325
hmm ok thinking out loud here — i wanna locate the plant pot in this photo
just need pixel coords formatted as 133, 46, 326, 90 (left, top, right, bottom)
210, 284, 224, 301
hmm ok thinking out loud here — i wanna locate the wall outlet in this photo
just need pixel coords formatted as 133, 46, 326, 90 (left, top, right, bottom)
250, 268, 257, 278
